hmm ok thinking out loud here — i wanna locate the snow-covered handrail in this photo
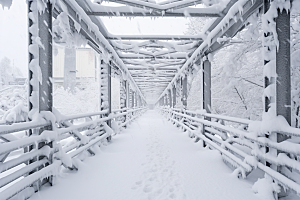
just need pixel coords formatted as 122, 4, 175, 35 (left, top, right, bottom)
58, 109, 109, 122
112, 107, 145, 117
0, 107, 147, 200
0, 120, 51, 136
160, 107, 300, 195
111, 107, 148, 133
118, 107, 147, 128
171, 108, 253, 125
112, 107, 143, 113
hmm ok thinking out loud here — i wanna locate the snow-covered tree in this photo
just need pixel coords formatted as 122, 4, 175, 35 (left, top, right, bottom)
0, 57, 24, 87
185, 18, 211, 36
291, 3, 300, 127
186, 15, 264, 120
0, 57, 14, 86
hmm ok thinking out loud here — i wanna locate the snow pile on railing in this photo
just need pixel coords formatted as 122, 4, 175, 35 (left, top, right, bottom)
0, 107, 147, 200
160, 107, 300, 200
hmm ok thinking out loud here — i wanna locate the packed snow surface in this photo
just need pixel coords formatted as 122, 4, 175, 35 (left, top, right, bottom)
30, 110, 261, 200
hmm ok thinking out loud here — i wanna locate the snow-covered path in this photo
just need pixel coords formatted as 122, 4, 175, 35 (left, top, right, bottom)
30, 110, 261, 200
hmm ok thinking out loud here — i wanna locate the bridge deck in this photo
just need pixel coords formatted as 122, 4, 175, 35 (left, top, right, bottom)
30, 110, 261, 200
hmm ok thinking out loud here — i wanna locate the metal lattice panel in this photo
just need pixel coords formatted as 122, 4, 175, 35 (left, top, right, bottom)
53, 0, 263, 104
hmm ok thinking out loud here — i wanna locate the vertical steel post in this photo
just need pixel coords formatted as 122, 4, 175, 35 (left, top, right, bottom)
100, 59, 111, 140
107, 61, 112, 141
263, 0, 274, 115
182, 75, 188, 108
275, 8, 291, 198
134, 92, 137, 107
128, 89, 131, 108
203, 59, 211, 113
108, 61, 112, 125
176, 79, 180, 106
172, 85, 176, 108
28, 0, 53, 187
96, 55, 102, 111
100, 60, 106, 111
263, 1, 291, 146
263, 1, 291, 198
165, 94, 168, 106
139, 95, 142, 107
120, 80, 125, 109
168, 89, 172, 108
263, 0, 273, 161
276, 8, 291, 126
123, 80, 129, 127
131, 90, 135, 108
202, 59, 212, 146
39, 5, 52, 113
125, 81, 129, 108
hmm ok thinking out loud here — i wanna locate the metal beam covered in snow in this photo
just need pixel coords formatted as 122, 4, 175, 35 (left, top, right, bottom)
86, 11, 221, 17
69, 0, 209, 101
95, 0, 203, 12
107, 35, 204, 41
55, 0, 264, 104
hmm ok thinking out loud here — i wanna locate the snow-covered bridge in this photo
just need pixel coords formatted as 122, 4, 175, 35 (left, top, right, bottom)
0, 0, 300, 200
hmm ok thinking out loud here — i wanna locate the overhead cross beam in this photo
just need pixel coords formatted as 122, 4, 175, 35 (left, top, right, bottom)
62, 0, 264, 105
86, 6, 222, 17
107, 35, 203, 41
118, 55, 188, 59
124, 58, 186, 63
112, 40, 199, 51
87, 11, 220, 17
96, 0, 203, 12
127, 66, 179, 70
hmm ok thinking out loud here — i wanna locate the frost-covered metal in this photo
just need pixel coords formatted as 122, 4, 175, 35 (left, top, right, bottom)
0, 0, 296, 198
261, 1, 292, 198
203, 59, 211, 113
161, 107, 300, 196
0, 107, 146, 199
181, 75, 188, 108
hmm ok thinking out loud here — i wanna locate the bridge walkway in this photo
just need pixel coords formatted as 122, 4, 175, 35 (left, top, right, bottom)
30, 110, 261, 200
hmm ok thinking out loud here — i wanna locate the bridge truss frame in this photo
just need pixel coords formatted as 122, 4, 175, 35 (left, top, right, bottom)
0, 0, 296, 199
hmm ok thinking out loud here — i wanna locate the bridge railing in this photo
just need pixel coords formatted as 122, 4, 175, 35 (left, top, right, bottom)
111, 107, 146, 132
160, 107, 300, 195
0, 107, 147, 200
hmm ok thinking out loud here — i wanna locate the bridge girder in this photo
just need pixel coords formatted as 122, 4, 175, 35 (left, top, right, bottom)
53, 0, 265, 105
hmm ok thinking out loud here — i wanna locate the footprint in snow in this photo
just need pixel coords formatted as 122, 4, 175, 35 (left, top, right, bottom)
143, 185, 153, 193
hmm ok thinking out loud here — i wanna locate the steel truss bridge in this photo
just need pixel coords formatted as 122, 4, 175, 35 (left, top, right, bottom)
0, 0, 299, 199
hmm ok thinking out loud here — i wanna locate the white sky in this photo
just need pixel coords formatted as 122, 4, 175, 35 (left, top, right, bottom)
101, 17, 189, 35
0, 0, 28, 77
0, 0, 190, 77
